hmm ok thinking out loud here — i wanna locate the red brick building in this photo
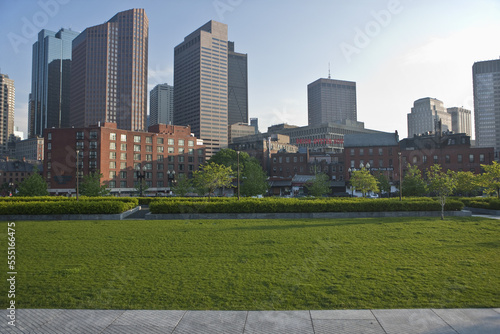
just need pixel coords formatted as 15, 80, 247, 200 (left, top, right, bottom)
43, 123, 205, 195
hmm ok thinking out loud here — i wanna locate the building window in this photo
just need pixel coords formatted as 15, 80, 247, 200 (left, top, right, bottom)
121, 143, 127, 151
109, 181, 116, 188
379, 148, 383, 156
145, 163, 153, 170
120, 181, 127, 188
433, 155, 438, 164
359, 149, 364, 156
121, 134, 127, 142
350, 160, 355, 168
157, 146, 164, 153
179, 148, 185, 154
120, 153, 127, 160
389, 148, 393, 155
178, 156, 185, 163
110, 161, 116, 169
300, 156, 304, 162
76, 131, 84, 140
90, 131, 97, 139
369, 148, 373, 155
76, 141, 84, 149
48, 133, 52, 140
134, 144, 141, 152
89, 151, 97, 159
110, 142, 116, 150
188, 140, 194, 147
350, 149, 355, 156
293, 156, 297, 163
379, 159, 384, 167
480, 154, 485, 162
469, 154, 474, 163
198, 149, 204, 156
120, 162, 126, 170
286, 157, 290, 163
146, 145, 153, 152
188, 148, 194, 155
179, 164, 184, 171
168, 147, 174, 154
120, 171, 127, 179
146, 154, 152, 161
157, 163, 164, 170
89, 141, 97, 149
157, 172, 164, 179
423, 155, 427, 163
389, 159, 393, 167
109, 171, 117, 179
158, 155, 164, 162
48, 143, 51, 150
457, 154, 462, 163
89, 161, 97, 169
178, 139, 185, 146
412, 156, 418, 164
168, 138, 174, 145
110, 133, 116, 141
146, 137, 152, 144
157, 137, 164, 144
134, 135, 141, 143
445, 155, 450, 163
188, 156, 194, 163
157, 181, 164, 188
134, 153, 141, 161
110, 152, 116, 160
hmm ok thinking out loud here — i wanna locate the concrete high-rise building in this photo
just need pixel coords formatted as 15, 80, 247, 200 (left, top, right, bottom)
407, 97, 452, 137
227, 41, 248, 127
29, 28, 79, 139
70, 8, 149, 131
307, 78, 357, 126
473, 58, 500, 156
0, 74, 15, 157
447, 107, 472, 136
174, 20, 228, 156
250, 118, 259, 134
150, 83, 174, 126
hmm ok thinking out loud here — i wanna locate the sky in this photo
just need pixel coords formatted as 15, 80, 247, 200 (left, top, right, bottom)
1, 0, 499, 139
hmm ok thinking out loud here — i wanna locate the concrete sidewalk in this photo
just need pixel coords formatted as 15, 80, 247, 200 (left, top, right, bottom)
2, 308, 499, 333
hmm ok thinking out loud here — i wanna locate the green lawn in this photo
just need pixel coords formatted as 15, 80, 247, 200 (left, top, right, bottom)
1, 217, 499, 310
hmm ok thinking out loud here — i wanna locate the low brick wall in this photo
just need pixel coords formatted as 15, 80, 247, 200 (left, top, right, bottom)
146, 210, 472, 220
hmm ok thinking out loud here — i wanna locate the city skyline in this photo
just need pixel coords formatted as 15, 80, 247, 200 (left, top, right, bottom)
1, 0, 499, 139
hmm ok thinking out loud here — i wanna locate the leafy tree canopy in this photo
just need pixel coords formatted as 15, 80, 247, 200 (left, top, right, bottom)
305, 173, 330, 197
478, 161, 500, 197
193, 162, 234, 198
16, 166, 48, 197
351, 168, 379, 197
427, 164, 457, 220
402, 164, 428, 197
79, 171, 110, 197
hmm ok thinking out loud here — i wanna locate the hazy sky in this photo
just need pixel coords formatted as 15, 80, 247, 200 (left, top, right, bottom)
1, 0, 499, 139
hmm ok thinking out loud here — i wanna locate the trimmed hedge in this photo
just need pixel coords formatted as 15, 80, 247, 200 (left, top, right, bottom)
149, 198, 464, 214
458, 197, 500, 210
0, 200, 137, 215
0, 196, 138, 205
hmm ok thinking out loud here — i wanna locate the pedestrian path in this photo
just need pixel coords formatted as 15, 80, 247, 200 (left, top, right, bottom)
2, 308, 499, 333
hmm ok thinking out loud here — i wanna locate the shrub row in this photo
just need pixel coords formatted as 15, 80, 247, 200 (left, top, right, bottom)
149, 198, 464, 214
0, 200, 137, 215
457, 197, 500, 210
0, 196, 138, 206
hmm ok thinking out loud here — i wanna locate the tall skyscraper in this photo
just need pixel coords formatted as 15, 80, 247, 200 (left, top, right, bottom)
29, 28, 79, 139
473, 58, 500, 156
307, 78, 357, 126
174, 20, 228, 156
150, 83, 174, 126
227, 41, 248, 127
447, 107, 472, 136
70, 8, 148, 131
0, 73, 15, 157
407, 97, 452, 137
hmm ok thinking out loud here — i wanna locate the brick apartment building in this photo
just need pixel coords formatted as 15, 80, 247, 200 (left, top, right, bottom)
44, 123, 205, 195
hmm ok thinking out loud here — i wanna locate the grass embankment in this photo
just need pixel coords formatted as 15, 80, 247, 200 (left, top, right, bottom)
1, 217, 498, 310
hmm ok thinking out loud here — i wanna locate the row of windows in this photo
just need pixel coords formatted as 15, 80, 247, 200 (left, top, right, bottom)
407, 153, 486, 164
108, 179, 188, 189
350, 148, 393, 156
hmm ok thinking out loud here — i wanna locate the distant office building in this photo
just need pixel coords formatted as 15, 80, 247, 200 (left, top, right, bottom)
0, 73, 15, 157
308, 78, 357, 126
447, 107, 471, 136
229, 123, 256, 143
407, 97, 451, 137
29, 28, 79, 139
228, 41, 248, 126
14, 137, 44, 161
150, 83, 174, 126
473, 58, 500, 157
14, 126, 24, 141
250, 118, 259, 134
70, 9, 149, 131
174, 20, 228, 156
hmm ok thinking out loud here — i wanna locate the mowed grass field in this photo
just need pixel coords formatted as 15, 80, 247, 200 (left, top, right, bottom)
1, 217, 499, 310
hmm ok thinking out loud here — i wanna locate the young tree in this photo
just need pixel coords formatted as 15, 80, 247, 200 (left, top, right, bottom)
16, 166, 48, 197
452, 171, 481, 197
376, 173, 391, 197
193, 162, 234, 198
350, 168, 379, 197
79, 171, 110, 197
478, 161, 500, 198
172, 173, 192, 197
427, 164, 457, 220
402, 164, 428, 197
240, 159, 269, 197
305, 173, 330, 197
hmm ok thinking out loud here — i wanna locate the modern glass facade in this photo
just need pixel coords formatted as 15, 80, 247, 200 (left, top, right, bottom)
150, 83, 174, 126
0, 74, 15, 157
473, 59, 500, 157
174, 20, 228, 157
227, 41, 248, 127
70, 9, 149, 131
29, 28, 78, 138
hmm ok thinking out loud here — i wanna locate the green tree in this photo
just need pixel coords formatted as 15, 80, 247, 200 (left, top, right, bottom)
134, 179, 149, 197
305, 172, 330, 197
79, 171, 110, 197
478, 161, 500, 197
402, 164, 428, 197
172, 173, 192, 197
452, 171, 481, 197
350, 168, 379, 197
16, 166, 48, 196
376, 173, 391, 197
193, 162, 234, 198
427, 164, 457, 220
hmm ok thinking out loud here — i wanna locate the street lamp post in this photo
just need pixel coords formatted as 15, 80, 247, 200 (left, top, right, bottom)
136, 165, 147, 197
76, 149, 79, 201
398, 152, 402, 201
347, 168, 354, 197
237, 151, 240, 200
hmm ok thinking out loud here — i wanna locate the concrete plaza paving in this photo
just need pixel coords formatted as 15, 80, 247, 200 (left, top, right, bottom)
2, 308, 499, 333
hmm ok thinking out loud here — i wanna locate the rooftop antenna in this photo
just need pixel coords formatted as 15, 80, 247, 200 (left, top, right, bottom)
328, 63, 331, 79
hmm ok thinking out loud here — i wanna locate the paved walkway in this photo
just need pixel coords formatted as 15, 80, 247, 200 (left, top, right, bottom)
2, 308, 499, 333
